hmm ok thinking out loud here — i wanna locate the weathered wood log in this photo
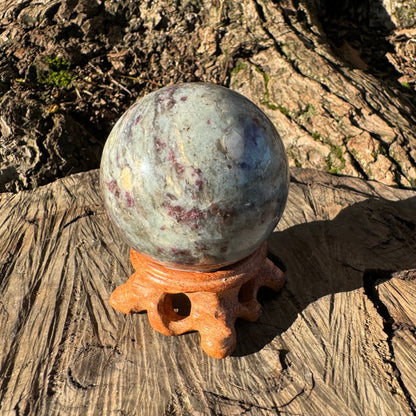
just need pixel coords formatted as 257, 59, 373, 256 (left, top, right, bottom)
0, 168, 415, 415
1, 0, 416, 192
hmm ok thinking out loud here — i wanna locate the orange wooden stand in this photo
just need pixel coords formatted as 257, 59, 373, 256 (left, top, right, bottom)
110, 242, 285, 359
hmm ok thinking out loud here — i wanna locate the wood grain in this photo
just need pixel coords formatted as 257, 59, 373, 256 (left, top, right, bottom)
0, 168, 415, 415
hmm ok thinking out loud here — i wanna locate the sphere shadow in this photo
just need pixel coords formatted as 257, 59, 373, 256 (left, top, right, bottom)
233, 195, 416, 357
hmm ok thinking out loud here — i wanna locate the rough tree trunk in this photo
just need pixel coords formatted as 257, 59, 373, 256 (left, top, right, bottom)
0, 169, 415, 415
0, 0, 415, 191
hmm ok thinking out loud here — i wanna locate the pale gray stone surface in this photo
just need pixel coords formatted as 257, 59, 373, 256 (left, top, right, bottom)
100, 83, 289, 270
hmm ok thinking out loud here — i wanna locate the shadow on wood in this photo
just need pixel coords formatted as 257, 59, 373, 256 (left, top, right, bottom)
234, 195, 416, 356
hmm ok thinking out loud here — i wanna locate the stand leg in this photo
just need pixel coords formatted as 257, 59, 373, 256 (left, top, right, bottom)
109, 243, 285, 358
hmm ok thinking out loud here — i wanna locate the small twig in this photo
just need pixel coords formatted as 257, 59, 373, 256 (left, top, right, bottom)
88, 61, 104, 75
109, 75, 132, 95
97, 84, 114, 91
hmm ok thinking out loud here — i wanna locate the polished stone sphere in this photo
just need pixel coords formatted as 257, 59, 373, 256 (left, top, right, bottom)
100, 83, 289, 271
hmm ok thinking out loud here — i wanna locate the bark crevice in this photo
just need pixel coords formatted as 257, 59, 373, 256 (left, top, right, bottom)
363, 269, 416, 415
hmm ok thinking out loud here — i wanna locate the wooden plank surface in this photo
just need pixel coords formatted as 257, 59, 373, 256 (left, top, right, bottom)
0, 168, 415, 415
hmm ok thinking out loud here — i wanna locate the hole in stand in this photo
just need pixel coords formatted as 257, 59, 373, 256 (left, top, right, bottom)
171, 293, 191, 316
161, 293, 192, 321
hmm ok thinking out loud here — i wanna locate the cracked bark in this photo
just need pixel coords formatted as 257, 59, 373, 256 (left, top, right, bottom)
364, 269, 416, 415
0, 169, 416, 415
376, 270, 416, 413
1, 0, 416, 192
228, 0, 416, 188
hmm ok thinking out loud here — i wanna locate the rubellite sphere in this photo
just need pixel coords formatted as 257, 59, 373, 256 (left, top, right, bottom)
100, 83, 289, 271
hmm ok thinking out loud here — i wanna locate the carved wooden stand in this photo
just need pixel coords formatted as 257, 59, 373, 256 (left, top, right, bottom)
110, 242, 285, 359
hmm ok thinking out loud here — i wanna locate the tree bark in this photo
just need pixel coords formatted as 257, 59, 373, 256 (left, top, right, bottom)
0, 169, 415, 415
0, 0, 415, 191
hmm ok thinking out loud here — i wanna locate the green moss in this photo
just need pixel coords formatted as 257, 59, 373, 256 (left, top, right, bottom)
255, 66, 271, 103
277, 105, 289, 116
395, 2, 416, 28
325, 143, 346, 175
334, 145, 343, 160
230, 61, 248, 78
255, 66, 289, 115
37, 56, 75, 88
263, 101, 279, 111
311, 131, 321, 140
297, 103, 317, 120
378, 142, 389, 157
401, 82, 411, 89
286, 147, 302, 168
